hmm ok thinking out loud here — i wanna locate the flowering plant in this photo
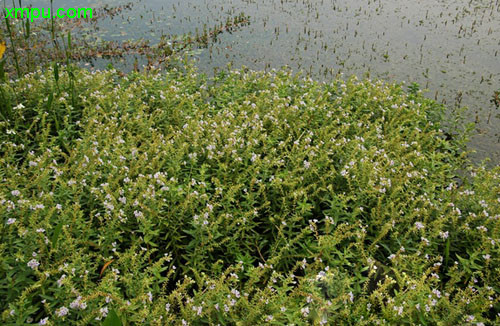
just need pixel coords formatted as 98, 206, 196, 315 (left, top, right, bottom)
0, 65, 499, 325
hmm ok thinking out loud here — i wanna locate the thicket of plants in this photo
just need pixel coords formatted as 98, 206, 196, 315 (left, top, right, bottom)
0, 64, 499, 325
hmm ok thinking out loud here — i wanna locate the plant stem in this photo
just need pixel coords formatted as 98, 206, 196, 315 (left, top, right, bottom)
4, 16, 21, 77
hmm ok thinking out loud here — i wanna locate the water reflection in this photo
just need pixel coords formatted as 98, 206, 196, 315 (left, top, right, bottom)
21, 0, 500, 163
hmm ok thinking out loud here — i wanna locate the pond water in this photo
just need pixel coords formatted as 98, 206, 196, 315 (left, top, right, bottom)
24, 0, 500, 164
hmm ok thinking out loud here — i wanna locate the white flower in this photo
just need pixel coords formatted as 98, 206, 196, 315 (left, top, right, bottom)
27, 259, 40, 270
393, 305, 403, 315
316, 271, 326, 281
11, 190, 21, 196
231, 289, 241, 298
192, 305, 202, 316
476, 226, 488, 232
432, 289, 441, 298
14, 103, 25, 110
303, 160, 311, 169
147, 291, 153, 303
56, 306, 69, 317
39, 317, 49, 325
57, 274, 66, 287
415, 222, 425, 230
100, 307, 108, 318
301, 307, 310, 317
6, 218, 16, 225
70, 296, 87, 310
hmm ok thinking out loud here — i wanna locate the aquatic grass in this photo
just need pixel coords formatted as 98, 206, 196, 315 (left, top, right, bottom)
0, 65, 498, 324
3, 14, 21, 77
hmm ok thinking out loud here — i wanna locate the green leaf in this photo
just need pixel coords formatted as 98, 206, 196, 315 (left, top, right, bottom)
67, 32, 72, 51
418, 310, 428, 325
54, 62, 59, 83
444, 237, 450, 267
51, 222, 63, 249
103, 309, 122, 326
0, 60, 5, 83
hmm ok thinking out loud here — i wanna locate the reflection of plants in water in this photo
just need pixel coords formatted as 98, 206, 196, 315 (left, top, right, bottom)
0, 2, 135, 77
0, 1, 249, 77
489, 90, 500, 126
492, 91, 500, 110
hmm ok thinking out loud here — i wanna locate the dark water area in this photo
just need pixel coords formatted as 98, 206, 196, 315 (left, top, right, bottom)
20, 0, 500, 164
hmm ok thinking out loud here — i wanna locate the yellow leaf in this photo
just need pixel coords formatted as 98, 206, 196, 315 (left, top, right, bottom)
0, 42, 6, 60
99, 259, 114, 277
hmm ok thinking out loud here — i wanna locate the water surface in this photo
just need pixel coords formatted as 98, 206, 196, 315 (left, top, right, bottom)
24, 0, 500, 163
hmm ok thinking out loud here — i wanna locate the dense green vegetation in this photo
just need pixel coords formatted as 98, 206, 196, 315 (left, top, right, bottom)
0, 65, 499, 325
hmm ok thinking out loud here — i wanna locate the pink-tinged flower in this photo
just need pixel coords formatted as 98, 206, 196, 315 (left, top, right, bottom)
100, 307, 108, 318
439, 231, 449, 239
192, 305, 202, 316
56, 306, 69, 317
301, 307, 310, 317
70, 296, 87, 310
147, 291, 153, 303
27, 259, 40, 270
393, 305, 403, 315
414, 222, 424, 230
